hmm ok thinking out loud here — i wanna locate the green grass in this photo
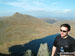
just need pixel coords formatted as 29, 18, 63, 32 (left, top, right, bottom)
0, 42, 3, 45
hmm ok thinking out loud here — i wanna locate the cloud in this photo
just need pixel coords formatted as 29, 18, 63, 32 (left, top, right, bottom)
3, 1, 45, 11
1, 0, 73, 13
53, 9, 72, 14
5, 2, 25, 7
0, 0, 49, 11
63, 9, 72, 13
0, 0, 58, 11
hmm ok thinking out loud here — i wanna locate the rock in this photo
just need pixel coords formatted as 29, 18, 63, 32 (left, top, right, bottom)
37, 43, 49, 56
24, 49, 32, 56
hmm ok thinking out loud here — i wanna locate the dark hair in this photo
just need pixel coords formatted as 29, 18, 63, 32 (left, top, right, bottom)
60, 23, 71, 31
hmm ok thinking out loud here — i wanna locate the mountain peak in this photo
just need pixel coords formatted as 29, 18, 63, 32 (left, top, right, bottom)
13, 12, 24, 16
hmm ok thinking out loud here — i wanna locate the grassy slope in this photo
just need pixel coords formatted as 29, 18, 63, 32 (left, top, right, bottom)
0, 13, 58, 54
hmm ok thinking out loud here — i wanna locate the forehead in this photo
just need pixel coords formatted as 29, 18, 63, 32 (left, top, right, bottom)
60, 26, 68, 30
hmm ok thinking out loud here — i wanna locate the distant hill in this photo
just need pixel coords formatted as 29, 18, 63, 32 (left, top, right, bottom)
53, 20, 75, 26
40, 18, 57, 24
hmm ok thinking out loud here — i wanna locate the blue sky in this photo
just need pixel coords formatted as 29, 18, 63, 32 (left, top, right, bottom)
0, 0, 75, 19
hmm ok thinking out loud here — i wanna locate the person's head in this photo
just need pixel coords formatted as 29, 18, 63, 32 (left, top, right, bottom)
60, 23, 71, 37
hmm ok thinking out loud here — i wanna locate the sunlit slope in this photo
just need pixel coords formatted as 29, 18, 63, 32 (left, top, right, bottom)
0, 12, 55, 44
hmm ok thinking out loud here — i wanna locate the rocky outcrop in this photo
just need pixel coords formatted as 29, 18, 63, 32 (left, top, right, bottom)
37, 43, 49, 56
